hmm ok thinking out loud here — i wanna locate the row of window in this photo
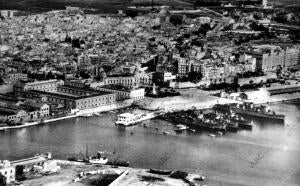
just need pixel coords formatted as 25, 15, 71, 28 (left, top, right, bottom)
1, 169, 14, 175
58, 88, 90, 96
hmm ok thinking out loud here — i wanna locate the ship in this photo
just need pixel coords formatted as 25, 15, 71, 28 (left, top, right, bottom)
213, 103, 285, 122
233, 103, 285, 121
115, 112, 156, 126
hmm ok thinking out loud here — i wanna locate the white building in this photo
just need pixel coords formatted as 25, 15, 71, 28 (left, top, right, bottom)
0, 160, 15, 184
103, 76, 137, 86
284, 46, 300, 69
96, 85, 145, 101
13, 79, 64, 96
252, 45, 285, 72
7, 73, 28, 82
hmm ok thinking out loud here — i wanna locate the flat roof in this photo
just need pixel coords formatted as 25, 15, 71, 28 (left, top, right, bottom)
100, 84, 132, 92
29, 90, 113, 100
11, 156, 46, 166
26, 79, 60, 86
118, 113, 135, 117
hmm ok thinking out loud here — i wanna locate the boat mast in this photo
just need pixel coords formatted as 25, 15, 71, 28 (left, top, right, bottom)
85, 144, 89, 159
152, 0, 154, 10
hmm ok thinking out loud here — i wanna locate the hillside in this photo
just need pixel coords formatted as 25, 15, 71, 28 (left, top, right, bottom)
130, 0, 193, 7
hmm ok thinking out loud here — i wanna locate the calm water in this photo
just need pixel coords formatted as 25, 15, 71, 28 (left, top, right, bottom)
0, 102, 300, 185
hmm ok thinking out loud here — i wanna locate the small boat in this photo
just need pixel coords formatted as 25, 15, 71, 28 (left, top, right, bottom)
194, 175, 206, 181
107, 160, 130, 167
188, 128, 196, 133
81, 113, 93, 118
176, 124, 188, 130
89, 157, 108, 164
155, 127, 159, 130
130, 131, 134, 135
67, 157, 85, 162
216, 131, 223, 136
143, 124, 148, 128
163, 131, 170, 135
174, 124, 188, 133
93, 113, 102, 117
89, 151, 109, 164
149, 168, 172, 175
208, 133, 216, 137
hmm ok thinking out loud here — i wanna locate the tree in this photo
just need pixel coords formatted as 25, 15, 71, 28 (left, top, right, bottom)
188, 71, 202, 83
169, 15, 183, 26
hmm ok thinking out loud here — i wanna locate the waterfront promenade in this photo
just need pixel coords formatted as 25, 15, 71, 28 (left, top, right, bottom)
2, 88, 300, 131
0, 99, 134, 131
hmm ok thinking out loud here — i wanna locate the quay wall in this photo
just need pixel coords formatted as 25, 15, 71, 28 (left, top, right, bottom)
0, 99, 134, 131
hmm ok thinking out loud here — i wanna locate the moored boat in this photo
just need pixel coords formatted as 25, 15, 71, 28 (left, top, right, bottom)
107, 160, 130, 167
149, 168, 172, 175
163, 131, 170, 135
208, 133, 216, 137
80, 113, 93, 118
93, 112, 102, 117
89, 151, 108, 164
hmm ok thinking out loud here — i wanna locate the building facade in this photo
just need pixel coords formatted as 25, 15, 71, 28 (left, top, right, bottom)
24, 86, 116, 110
14, 79, 64, 96
96, 86, 145, 101
103, 76, 137, 86
7, 73, 27, 82
0, 160, 15, 184
284, 46, 300, 69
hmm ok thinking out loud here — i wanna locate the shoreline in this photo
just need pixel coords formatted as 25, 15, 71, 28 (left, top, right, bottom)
1, 92, 300, 131
0, 100, 134, 131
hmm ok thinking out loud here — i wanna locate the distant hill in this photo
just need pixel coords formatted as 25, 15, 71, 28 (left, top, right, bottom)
181, 0, 300, 6
130, 0, 193, 7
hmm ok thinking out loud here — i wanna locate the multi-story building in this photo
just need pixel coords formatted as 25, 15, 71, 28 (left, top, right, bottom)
96, 85, 145, 101
284, 46, 300, 69
262, 48, 284, 72
201, 64, 226, 81
248, 45, 285, 72
0, 108, 29, 123
103, 76, 137, 86
176, 57, 202, 78
64, 80, 89, 89
176, 57, 188, 77
134, 72, 153, 85
0, 10, 16, 18
6, 73, 27, 82
24, 86, 116, 110
0, 160, 15, 184
20, 101, 50, 118
247, 45, 300, 72
14, 79, 64, 96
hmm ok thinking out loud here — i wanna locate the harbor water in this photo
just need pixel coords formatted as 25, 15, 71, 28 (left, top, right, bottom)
0, 101, 300, 185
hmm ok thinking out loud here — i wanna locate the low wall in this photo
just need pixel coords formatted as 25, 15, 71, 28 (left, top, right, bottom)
109, 170, 129, 186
